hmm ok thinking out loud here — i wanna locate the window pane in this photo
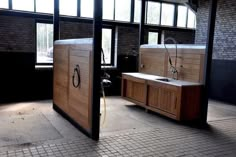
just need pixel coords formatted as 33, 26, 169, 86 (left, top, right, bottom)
177, 5, 187, 27
81, 0, 94, 18
134, 0, 141, 23
36, 0, 54, 14
102, 28, 112, 64
12, 0, 34, 11
148, 32, 158, 44
147, 2, 160, 25
103, 0, 114, 20
161, 3, 175, 26
37, 23, 54, 64
0, 0, 8, 9
115, 0, 131, 22
60, 0, 77, 16
187, 9, 196, 29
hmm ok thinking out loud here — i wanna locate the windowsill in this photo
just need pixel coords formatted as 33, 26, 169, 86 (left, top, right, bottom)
34, 65, 116, 70
102, 65, 117, 70
35, 65, 53, 69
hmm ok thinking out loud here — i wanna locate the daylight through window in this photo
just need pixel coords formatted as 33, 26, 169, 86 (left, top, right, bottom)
36, 23, 54, 64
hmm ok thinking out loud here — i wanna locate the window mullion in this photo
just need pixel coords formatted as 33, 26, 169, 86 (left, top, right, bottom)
131, 0, 135, 23
9, 0, 12, 9
77, 0, 81, 17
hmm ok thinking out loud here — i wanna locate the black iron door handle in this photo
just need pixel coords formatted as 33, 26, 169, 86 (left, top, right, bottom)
72, 64, 81, 88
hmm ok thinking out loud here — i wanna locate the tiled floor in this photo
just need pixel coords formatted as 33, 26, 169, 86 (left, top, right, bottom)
0, 97, 236, 157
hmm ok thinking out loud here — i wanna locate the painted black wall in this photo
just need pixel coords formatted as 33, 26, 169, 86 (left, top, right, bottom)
210, 60, 236, 104
0, 52, 53, 103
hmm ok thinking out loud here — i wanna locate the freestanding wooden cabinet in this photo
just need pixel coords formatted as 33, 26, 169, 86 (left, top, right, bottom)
53, 39, 96, 137
122, 73, 202, 121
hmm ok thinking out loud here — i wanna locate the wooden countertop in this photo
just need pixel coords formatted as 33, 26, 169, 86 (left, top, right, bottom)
122, 73, 203, 87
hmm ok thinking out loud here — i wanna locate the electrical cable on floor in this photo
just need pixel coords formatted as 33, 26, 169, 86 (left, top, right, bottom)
101, 86, 107, 126
100, 48, 109, 127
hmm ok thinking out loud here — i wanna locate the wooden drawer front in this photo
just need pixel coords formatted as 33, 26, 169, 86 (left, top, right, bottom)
148, 85, 178, 115
126, 80, 146, 103
68, 50, 91, 131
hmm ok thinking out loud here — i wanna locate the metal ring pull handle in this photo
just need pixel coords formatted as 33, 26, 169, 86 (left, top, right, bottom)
72, 64, 81, 88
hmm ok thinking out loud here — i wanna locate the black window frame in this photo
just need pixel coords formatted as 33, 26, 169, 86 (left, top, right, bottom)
102, 25, 116, 66
35, 20, 54, 65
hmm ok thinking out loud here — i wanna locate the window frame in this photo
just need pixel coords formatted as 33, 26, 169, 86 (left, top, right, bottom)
35, 20, 54, 65
102, 25, 116, 66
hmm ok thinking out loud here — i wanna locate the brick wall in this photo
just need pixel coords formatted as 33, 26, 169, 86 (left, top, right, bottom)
164, 30, 195, 44
60, 21, 93, 39
195, 0, 236, 60
116, 26, 140, 55
0, 16, 35, 52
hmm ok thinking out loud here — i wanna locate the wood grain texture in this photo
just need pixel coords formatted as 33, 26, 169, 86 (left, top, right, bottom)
53, 41, 93, 132
53, 45, 69, 113
139, 47, 205, 83
139, 48, 166, 76
122, 73, 202, 121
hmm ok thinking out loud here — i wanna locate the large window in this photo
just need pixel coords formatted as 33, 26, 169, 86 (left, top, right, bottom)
81, 0, 94, 18
161, 3, 175, 26
177, 5, 188, 27
102, 27, 114, 65
187, 9, 196, 29
12, 0, 34, 12
134, 0, 141, 23
146, 2, 161, 25
36, 0, 54, 14
115, 0, 131, 22
60, 0, 77, 16
103, 0, 114, 20
0, 0, 8, 9
148, 32, 159, 44
36, 23, 53, 64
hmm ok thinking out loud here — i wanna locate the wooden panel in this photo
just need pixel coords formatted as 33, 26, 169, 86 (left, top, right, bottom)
125, 80, 146, 104
53, 39, 94, 135
180, 86, 202, 121
148, 83, 178, 116
158, 88, 177, 115
139, 46, 205, 83
167, 52, 203, 83
53, 45, 69, 113
139, 48, 166, 76
68, 46, 92, 131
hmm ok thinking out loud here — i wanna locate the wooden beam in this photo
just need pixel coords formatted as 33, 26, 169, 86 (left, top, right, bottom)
201, 0, 218, 124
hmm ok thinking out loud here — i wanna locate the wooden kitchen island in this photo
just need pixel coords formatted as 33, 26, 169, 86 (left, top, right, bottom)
122, 73, 203, 121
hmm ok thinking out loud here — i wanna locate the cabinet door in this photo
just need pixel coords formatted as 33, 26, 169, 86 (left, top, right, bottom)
148, 84, 178, 115
68, 47, 92, 132
158, 88, 178, 115
126, 80, 146, 104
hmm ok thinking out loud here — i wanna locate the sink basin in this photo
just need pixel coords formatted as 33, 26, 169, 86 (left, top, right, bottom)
156, 78, 170, 82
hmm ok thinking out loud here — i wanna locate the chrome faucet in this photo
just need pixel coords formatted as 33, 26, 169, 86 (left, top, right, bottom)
163, 37, 178, 80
